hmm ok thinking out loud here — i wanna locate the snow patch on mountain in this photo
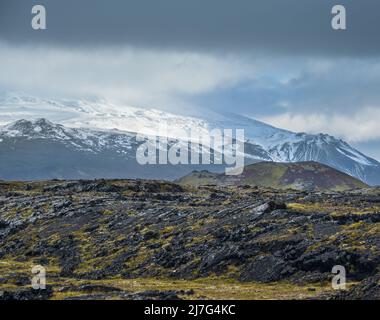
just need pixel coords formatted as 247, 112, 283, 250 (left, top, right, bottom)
0, 118, 138, 156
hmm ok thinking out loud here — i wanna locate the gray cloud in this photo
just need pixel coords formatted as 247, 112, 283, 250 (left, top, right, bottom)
0, 43, 256, 108
1, 0, 380, 56
1, 42, 379, 145
190, 57, 380, 117
1, 1, 380, 160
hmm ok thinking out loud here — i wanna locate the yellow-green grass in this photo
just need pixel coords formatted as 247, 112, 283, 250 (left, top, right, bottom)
49, 277, 335, 300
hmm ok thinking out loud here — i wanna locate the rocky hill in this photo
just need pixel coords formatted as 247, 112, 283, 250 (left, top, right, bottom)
0, 179, 379, 300
177, 161, 368, 191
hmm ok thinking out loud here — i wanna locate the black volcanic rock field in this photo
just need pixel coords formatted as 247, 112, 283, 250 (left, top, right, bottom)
0, 179, 380, 300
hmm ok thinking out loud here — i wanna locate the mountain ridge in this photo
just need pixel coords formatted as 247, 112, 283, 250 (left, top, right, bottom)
0, 118, 266, 181
1, 117, 380, 185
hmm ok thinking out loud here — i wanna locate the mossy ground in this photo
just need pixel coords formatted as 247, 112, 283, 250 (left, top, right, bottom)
0, 261, 335, 300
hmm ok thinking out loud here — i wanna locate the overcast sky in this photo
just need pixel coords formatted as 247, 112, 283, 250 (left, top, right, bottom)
0, 0, 380, 159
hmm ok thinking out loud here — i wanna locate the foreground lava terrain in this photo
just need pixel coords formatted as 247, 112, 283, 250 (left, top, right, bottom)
0, 179, 379, 300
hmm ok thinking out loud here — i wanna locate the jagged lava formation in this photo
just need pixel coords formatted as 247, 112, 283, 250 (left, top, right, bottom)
0, 179, 379, 300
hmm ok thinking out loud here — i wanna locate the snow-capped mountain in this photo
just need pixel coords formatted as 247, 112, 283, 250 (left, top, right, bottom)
206, 113, 380, 185
0, 118, 270, 180
0, 118, 137, 155
0, 118, 141, 180
1, 91, 380, 185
